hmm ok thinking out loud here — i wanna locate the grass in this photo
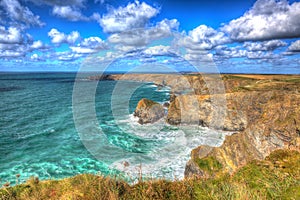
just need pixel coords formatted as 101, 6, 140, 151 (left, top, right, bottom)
222, 75, 257, 81
276, 78, 300, 83
194, 156, 223, 177
1, 149, 299, 200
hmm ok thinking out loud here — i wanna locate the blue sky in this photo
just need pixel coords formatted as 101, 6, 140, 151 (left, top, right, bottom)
0, 0, 300, 73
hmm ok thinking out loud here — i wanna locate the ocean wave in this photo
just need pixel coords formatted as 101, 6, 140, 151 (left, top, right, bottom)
108, 115, 227, 181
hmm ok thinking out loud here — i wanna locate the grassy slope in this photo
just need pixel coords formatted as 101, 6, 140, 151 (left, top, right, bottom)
1, 149, 299, 200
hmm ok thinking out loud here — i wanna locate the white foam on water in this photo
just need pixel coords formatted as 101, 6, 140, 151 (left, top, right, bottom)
110, 115, 230, 181
155, 86, 171, 93
144, 84, 158, 88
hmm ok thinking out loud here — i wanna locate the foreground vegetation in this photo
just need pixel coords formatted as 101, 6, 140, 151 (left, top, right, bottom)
1, 149, 299, 200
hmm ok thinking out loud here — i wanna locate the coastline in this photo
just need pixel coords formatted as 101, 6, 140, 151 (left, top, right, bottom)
1, 73, 300, 199
89, 73, 300, 178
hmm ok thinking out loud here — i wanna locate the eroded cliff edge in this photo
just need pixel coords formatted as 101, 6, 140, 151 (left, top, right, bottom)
91, 73, 300, 178
184, 91, 300, 177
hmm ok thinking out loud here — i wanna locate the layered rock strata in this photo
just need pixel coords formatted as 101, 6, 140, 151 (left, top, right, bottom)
92, 73, 300, 178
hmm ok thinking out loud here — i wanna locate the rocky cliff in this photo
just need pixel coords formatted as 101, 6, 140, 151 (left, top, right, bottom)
185, 91, 300, 177
92, 73, 300, 178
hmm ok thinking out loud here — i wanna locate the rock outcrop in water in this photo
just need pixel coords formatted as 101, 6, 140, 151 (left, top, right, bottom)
89, 74, 114, 81
134, 98, 165, 124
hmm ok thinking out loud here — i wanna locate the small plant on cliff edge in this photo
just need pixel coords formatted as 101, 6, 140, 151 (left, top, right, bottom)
195, 156, 223, 176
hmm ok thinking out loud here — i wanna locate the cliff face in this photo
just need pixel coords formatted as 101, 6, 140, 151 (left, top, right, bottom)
92, 73, 300, 178
166, 93, 248, 131
183, 75, 300, 177
185, 91, 300, 177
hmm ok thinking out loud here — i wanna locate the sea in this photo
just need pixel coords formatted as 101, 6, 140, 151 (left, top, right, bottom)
0, 72, 226, 185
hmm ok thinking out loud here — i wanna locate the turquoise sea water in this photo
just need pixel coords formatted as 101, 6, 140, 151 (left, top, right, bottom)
0, 73, 226, 185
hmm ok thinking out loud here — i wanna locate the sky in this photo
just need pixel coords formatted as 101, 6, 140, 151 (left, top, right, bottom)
0, 0, 300, 73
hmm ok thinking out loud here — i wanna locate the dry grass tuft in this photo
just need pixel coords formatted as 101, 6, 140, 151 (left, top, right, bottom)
1, 149, 299, 200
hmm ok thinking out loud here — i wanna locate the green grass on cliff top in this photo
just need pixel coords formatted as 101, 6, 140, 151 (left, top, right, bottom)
1, 149, 299, 200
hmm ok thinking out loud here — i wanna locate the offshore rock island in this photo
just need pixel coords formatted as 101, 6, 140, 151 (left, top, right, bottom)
93, 73, 300, 178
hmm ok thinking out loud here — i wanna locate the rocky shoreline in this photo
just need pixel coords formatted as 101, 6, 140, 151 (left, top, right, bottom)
91, 73, 300, 178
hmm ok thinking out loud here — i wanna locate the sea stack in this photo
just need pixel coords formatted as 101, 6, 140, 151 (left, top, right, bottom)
134, 98, 165, 124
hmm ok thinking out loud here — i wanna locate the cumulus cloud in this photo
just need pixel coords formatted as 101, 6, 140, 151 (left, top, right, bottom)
143, 45, 170, 56
52, 5, 89, 21
288, 40, 300, 52
31, 53, 38, 60
108, 19, 178, 50
246, 51, 277, 59
177, 25, 229, 62
0, 50, 25, 57
215, 46, 247, 58
70, 37, 106, 53
244, 40, 287, 51
0, 26, 37, 58
215, 45, 280, 60
30, 40, 43, 49
0, 26, 23, 44
180, 25, 229, 51
99, 1, 159, 33
0, 0, 44, 27
222, 0, 300, 41
0, 43, 27, 58
0, 1, 47, 58
184, 52, 213, 62
30, 40, 49, 50
56, 51, 83, 61
48, 28, 80, 45
27, 0, 90, 21
30, 53, 45, 61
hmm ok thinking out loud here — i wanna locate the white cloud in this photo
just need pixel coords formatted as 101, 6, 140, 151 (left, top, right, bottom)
0, 26, 22, 44
0, 50, 25, 57
180, 25, 229, 51
215, 46, 247, 58
246, 51, 276, 59
244, 40, 287, 51
215, 45, 280, 60
222, 0, 300, 41
108, 19, 179, 50
48, 28, 80, 45
177, 25, 229, 62
52, 5, 89, 21
0, 0, 44, 26
30, 53, 40, 61
288, 40, 300, 52
80, 37, 105, 48
70, 46, 94, 54
143, 45, 170, 56
30, 40, 48, 50
99, 1, 159, 33
0, 26, 37, 58
0, 43, 27, 58
184, 52, 213, 62
56, 51, 83, 61
70, 36, 106, 53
